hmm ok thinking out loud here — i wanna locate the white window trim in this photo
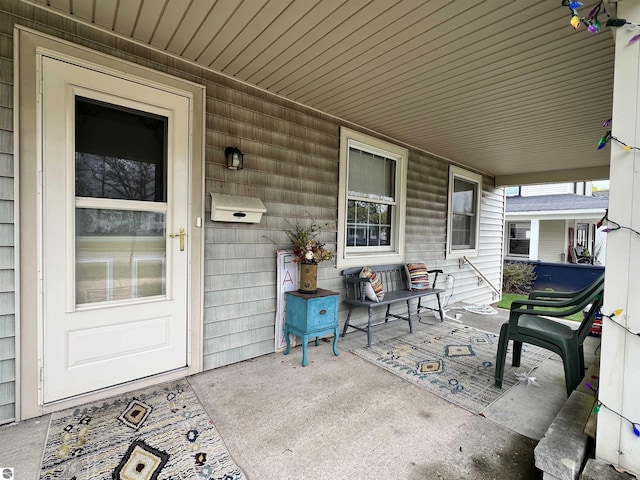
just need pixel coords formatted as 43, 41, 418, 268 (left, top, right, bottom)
337, 128, 408, 268
446, 165, 482, 259
506, 221, 531, 258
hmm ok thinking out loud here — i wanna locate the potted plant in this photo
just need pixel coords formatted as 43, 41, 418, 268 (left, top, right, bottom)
286, 220, 333, 293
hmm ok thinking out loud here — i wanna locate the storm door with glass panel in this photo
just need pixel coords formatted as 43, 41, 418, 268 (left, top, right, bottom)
41, 56, 190, 403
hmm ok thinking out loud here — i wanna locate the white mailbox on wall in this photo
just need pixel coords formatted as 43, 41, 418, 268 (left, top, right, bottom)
210, 193, 266, 223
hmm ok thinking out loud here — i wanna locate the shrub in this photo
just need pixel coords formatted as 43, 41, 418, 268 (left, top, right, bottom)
502, 262, 536, 294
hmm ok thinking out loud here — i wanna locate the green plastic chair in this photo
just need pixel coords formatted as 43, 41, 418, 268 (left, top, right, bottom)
526, 273, 604, 302
494, 277, 605, 396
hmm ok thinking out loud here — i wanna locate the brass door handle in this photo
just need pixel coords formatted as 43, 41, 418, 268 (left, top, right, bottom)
169, 228, 185, 251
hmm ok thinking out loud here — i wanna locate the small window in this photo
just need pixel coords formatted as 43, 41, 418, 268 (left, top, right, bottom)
507, 221, 531, 257
446, 166, 482, 258
505, 186, 521, 197
337, 128, 407, 267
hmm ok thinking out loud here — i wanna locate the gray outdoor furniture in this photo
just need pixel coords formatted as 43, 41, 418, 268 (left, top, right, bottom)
341, 264, 444, 347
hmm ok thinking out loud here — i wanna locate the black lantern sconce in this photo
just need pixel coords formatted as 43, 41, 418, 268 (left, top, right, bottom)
225, 145, 244, 170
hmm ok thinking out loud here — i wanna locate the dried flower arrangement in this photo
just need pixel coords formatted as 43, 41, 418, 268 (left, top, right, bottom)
285, 220, 334, 265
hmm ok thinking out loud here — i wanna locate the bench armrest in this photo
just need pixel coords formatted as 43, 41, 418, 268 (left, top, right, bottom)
345, 276, 370, 302
427, 269, 443, 286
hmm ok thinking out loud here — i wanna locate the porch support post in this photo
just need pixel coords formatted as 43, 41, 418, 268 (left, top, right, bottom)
529, 219, 539, 261
597, 0, 640, 475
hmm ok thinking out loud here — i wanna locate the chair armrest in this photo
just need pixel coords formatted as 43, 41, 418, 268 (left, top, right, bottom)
528, 290, 575, 300
511, 296, 587, 310
511, 290, 602, 323
510, 302, 587, 321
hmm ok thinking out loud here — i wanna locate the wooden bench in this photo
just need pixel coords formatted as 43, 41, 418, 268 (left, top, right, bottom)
341, 264, 445, 347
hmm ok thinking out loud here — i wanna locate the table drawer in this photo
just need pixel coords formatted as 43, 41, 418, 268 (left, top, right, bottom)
306, 296, 337, 330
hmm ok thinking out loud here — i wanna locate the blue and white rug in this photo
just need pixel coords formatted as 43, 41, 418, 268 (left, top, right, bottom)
39, 380, 245, 480
351, 323, 555, 414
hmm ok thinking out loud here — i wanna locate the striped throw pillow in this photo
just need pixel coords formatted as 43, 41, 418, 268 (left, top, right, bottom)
360, 266, 384, 302
405, 263, 430, 290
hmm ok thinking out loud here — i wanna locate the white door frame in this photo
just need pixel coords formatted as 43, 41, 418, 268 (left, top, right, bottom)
16, 26, 205, 420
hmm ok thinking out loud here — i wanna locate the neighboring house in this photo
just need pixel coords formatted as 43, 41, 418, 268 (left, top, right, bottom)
504, 183, 609, 265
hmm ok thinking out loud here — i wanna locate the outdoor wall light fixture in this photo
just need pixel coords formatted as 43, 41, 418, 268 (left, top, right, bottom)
225, 145, 244, 170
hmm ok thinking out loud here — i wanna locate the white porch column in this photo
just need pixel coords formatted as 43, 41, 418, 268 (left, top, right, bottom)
597, 0, 640, 474
529, 219, 539, 261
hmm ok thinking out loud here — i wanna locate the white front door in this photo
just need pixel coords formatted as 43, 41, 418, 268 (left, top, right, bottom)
41, 56, 191, 403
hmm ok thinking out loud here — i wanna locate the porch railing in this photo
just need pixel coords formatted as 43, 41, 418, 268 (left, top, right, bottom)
461, 256, 501, 299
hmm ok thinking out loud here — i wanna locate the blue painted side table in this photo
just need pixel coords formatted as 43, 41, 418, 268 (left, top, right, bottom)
284, 288, 340, 367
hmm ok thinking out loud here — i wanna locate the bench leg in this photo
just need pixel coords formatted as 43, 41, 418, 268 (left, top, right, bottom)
342, 305, 353, 337
406, 300, 413, 333
436, 293, 444, 322
367, 306, 374, 347
384, 304, 391, 323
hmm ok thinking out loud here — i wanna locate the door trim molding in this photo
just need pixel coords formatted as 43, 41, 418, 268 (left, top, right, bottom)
16, 26, 205, 420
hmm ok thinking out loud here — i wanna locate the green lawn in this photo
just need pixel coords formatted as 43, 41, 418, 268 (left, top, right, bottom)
498, 292, 583, 321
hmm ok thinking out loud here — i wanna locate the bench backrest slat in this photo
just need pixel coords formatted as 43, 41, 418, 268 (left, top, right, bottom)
342, 264, 409, 302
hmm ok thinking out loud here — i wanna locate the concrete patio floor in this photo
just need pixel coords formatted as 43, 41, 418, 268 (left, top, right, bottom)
0, 306, 600, 479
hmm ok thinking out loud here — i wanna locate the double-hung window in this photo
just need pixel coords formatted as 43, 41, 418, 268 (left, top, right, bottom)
446, 166, 482, 258
337, 128, 407, 267
507, 221, 531, 257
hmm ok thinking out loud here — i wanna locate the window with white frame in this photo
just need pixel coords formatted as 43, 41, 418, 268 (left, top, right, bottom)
507, 221, 531, 257
505, 186, 521, 196
337, 128, 407, 267
446, 166, 482, 258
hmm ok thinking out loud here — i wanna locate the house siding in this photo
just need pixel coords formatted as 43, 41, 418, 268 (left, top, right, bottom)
0, 1, 504, 421
520, 183, 573, 196
0, 4, 13, 422
539, 220, 566, 263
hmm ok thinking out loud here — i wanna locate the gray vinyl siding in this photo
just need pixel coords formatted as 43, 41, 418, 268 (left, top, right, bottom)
539, 220, 566, 263
1, 0, 505, 418
520, 184, 572, 196
0, 4, 13, 423
404, 152, 505, 306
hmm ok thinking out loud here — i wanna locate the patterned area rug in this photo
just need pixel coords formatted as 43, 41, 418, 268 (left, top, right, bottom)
351, 323, 555, 414
39, 380, 245, 480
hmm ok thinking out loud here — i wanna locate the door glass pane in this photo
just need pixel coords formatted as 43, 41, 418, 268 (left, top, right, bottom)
75, 209, 166, 305
75, 97, 167, 202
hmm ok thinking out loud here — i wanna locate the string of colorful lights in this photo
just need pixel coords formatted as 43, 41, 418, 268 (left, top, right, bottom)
597, 119, 640, 152
562, 0, 640, 39
596, 209, 640, 236
563, 2, 640, 150
585, 369, 640, 438
562, 0, 640, 445
603, 310, 640, 338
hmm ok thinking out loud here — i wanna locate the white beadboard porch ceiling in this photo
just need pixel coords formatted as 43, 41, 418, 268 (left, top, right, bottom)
24, 0, 617, 185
